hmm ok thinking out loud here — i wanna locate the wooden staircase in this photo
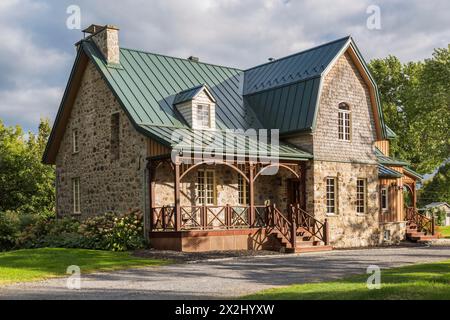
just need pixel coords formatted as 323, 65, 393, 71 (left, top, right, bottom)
406, 207, 438, 243
267, 205, 333, 254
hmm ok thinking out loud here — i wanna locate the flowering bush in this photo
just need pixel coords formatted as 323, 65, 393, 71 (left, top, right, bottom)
1, 210, 145, 252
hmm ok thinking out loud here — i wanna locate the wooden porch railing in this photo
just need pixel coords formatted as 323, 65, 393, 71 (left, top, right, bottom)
266, 205, 295, 248
151, 204, 330, 249
291, 205, 330, 246
151, 205, 270, 231
406, 207, 435, 236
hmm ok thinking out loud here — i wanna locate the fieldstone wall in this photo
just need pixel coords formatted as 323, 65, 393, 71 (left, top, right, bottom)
310, 161, 381, 248
55, 61, 147, 218
380, 222, 407, 245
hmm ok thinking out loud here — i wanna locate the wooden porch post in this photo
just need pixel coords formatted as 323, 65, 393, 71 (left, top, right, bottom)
249, 162, 255, 227
413, 182, 417, 211
148, 161, 156, 234
301, 162, 307, 211
174, 160, 182, 232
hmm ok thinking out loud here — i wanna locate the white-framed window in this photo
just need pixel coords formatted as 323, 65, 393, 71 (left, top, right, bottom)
381, 187, 389, 211
338, 103, 351, 141
357, 179, 367, 214
72, 129, 79, 154
197, 169, 216, 205
238, 174, 248, 205
326, 177, 337, 214
196, 104, 211, 129
72, 178, 81, 214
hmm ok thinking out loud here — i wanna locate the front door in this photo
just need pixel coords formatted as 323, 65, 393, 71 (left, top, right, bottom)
287, 179, 303, 209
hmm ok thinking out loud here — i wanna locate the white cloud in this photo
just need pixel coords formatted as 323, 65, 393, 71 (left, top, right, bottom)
0, 86, 62, 130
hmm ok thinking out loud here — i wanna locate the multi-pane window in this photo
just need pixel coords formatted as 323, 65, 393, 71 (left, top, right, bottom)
72, 178, 81, 214
111, 113, 120, 160
357, 179, 367, 214
326, 177, 337, 214
196, 104, 211, 129
381, 187, 388, 211
238, 174, 248, 205
338, 103, 351, 141
72, 129, 79, 154
197, 170, 215, 205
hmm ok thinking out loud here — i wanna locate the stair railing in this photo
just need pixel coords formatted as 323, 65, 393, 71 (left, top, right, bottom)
267, 205, 295, 248
406, 207, 435, 236
292, 205, 330, 245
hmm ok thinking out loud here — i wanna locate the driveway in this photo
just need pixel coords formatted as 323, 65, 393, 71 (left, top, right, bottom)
1, 246, 450, 300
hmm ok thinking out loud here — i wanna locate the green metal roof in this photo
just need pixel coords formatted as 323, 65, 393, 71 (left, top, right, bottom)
375, 148, 409, 166
83, 41, 263, 131
80, 36, 389, 153
386, 126, 397, 139
378, 164, 403, 179
404, 167, 423, 180
244, 36, 350, 95
140, 125, 312, 161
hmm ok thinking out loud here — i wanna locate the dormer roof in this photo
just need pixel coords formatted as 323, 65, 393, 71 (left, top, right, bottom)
173, 84, 216, 105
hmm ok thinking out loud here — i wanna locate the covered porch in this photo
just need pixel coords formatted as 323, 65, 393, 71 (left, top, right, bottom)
146, 155, 330, 252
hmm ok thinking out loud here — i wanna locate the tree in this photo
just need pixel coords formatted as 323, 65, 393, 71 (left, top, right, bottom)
369, 45, 450, 174
0, 119, 55, 215
419, 162, 450, 207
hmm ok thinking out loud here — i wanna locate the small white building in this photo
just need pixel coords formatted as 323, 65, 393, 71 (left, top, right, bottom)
423, 203, 450, 226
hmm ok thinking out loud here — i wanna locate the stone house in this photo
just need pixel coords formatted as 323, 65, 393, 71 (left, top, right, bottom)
44, 24, 426, 252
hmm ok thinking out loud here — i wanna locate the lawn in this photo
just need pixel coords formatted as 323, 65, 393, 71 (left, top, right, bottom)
0, 248, 169, 286
244, 260, 450, 300
438, 226, 450, 238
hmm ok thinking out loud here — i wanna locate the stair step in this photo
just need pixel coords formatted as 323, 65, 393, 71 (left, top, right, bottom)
296, 240, 322, 247
287, 245, 333, 254
407, 232, 425, 237
412, 235, 438, 241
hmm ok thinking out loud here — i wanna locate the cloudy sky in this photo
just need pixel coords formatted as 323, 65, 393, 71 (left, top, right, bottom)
0, 0, 449, 133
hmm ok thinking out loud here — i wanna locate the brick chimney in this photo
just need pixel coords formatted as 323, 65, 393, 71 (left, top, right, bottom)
83, 24, 120, 65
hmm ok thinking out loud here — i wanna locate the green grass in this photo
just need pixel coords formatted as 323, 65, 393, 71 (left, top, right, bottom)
244, 260, 450, 300
0, 248, 170, 286
438, 226, 450, 238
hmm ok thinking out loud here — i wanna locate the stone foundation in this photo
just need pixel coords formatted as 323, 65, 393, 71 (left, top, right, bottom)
380, 222, 407, 244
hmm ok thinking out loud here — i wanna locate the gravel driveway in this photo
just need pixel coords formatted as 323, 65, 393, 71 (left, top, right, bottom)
1, 246, 450, 300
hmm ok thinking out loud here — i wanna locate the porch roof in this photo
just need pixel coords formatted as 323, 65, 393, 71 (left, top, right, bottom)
375, 148, 409, 166
141, 124, 313, 161
404, 166, 423, 181
378, 164, 403, 179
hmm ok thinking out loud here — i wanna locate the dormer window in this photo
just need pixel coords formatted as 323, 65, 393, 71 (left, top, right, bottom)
338, 103, 351, 141
173, 84, 216, 130
196, 104, 211, 129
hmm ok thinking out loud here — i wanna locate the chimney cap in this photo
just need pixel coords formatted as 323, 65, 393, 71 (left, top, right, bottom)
82, 24, 120, 35
188, 56, 199, 62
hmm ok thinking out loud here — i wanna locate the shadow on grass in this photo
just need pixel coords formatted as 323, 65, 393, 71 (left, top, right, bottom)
243, 260, 450, 300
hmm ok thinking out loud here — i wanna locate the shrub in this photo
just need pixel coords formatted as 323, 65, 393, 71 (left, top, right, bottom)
103, 212, 145, 252
17, 216, 80, 249
0, 210, 145, 252
79, 211, 145, 251
0, 211, 20, 251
